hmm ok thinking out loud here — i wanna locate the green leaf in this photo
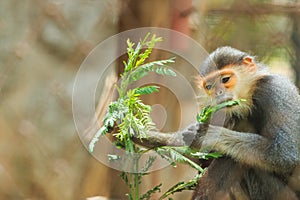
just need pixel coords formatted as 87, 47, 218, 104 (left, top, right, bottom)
197, 99, 247, 123
135, 34, 163, 68
155, 146, 204, 172
141, 156, 157, 173
89, 126, 108, 152
120, 171, 129, 185
154, 66, 176, 76
190, 151, 223, 160
128, 70, 149, 83
140, 183, 162, 200
159, 174, 202, 200
135, 86, 160, 95
125, 40, 143, 72
162, 146, 222, 160
128, 58, 176, 83
155, 148, 177, 167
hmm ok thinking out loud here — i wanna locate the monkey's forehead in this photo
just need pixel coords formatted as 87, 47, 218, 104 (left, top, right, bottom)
200, 46, 247, 75
202, 67, 235, 81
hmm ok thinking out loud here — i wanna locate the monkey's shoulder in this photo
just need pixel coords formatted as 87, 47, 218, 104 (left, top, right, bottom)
251, 74, 300, 131
254, 74, 300, 107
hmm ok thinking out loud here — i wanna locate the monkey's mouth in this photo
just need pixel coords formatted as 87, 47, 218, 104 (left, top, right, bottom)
216, 97, 234, 105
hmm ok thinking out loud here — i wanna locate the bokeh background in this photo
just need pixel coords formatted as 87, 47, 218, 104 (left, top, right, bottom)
1, 0, 300, 199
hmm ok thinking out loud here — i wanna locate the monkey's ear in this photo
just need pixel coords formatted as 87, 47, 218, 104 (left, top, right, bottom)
242, 56, 256, 70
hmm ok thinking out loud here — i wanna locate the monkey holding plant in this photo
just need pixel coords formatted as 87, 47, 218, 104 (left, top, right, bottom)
139, 47, 300, 200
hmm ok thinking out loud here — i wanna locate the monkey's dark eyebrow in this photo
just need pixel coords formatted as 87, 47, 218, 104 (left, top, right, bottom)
204, 73, 220, 82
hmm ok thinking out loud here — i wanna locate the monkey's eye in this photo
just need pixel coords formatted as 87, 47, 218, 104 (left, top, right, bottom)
221, 76, 231, 84
205, 84, 213, 90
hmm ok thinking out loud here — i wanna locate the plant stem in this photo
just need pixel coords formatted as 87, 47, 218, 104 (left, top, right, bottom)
136, 156, 139, 199
134, 172, 139, 200
119, 72, 129, 98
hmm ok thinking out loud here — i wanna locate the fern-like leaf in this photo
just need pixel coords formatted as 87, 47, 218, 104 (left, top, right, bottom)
155, 66, 176, 76
155, 146, 204, 172
197, 99, 247, 123
141, 58, 176, 69
141, 156, 157, 173
125, 40, 143, 72
89, 126, 108, 152
89, 33, 178, 200
135, 34, 162, 67
158, 174, 202, 200
135, 86, 160, 95
140, 183, 162, 200
128, 58, 176, 83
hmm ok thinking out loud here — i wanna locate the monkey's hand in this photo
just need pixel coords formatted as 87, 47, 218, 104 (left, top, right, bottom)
200, 125, 224, 151
182, 122, 208, 148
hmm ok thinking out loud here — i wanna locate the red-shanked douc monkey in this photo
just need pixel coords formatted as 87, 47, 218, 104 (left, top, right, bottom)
136, 46, 300, 200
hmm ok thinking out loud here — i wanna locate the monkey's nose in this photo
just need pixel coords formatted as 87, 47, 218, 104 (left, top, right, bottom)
216, 89, 224, 96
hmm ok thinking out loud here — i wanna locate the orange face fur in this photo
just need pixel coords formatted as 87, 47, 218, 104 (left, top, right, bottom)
200, 68, 237, 97
197, 57, 261, 118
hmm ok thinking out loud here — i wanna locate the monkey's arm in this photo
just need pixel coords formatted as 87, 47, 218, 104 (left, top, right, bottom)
202, 125, 299, 174
133, 122, 206, 148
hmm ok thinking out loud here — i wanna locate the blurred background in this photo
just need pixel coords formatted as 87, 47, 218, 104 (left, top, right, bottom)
1, 0, 300, 199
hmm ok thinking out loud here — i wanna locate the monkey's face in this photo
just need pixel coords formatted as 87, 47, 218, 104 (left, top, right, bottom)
201, 68, 237, 104
198, 61, 258, 118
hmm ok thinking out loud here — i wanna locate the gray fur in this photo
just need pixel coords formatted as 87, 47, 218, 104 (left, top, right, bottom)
138, 47, 300, 200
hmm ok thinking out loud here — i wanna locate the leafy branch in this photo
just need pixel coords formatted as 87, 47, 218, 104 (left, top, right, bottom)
158, 174, 202, 200
153, 145, 222, 199
88, 33, 176, 200
197, 99, 247, 123
89, 33, 176, 153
